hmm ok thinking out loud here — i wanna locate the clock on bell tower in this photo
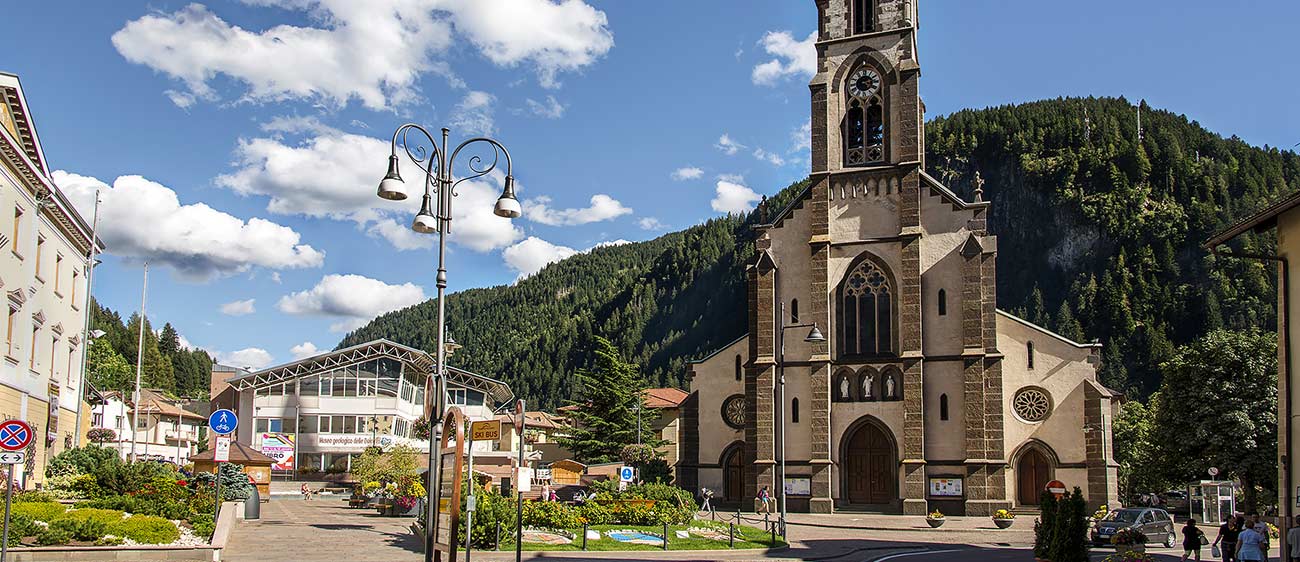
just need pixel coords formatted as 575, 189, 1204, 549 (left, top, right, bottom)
809, 0, 922, 173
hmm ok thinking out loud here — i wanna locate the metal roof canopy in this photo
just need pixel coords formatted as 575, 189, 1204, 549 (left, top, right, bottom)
224, 338, 514, 404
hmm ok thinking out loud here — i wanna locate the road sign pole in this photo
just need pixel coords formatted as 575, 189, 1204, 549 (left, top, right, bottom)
213, 466, 223, 528
515, 399, 526, 562
2, 465, 12, 562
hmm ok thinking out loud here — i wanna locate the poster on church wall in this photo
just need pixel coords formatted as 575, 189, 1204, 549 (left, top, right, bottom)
784, 476, 812, 497
260, 432, 295, 471
928, 477, 963, 497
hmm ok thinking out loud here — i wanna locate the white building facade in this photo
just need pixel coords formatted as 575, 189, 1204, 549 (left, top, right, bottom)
0, 72, 101, 487
92, 389, 205, 465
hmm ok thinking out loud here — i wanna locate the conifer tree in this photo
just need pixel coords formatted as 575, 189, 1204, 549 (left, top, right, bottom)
558, 335, 664, 464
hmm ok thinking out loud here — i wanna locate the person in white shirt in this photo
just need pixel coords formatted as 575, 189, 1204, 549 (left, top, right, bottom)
1286, 516, 1300, 562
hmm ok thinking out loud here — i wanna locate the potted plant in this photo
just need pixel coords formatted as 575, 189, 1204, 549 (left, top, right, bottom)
1110, 527, 1147, 554
926, 509, 946, 528
993, 508, 1015, 529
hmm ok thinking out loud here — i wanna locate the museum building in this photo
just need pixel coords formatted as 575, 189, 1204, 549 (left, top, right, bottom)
678, 0, 1121, 515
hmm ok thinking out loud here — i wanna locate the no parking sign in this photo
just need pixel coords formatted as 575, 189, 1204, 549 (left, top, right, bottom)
0, 420, 32, 452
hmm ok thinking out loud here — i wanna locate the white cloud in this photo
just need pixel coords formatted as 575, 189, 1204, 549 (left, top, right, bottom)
670, 167, 704, 181
717, 173, 745, 184
220, 299, 257, 316
752, 30, 817, 86
524, 194, 631, 226
638, 217, 667, 231
278, 274, 427, 332
54, 171, 324, 281
218, 348, 275, 370
503, 237, 578, 280
525, 95, 566, 119
176, 334, 195, 351
111, 0, 612, 109
270, 272, 282, 284
712, 180, 763, 214
450, 91, 497, 136
367, 218, 435, 251
715, 134, 746, 156
290, 342, 321, 360
791, 118, 812, 153
753, 148, 786, 166
215, 128, 523, 252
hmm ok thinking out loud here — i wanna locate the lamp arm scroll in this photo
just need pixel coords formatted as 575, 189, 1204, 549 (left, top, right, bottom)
448, 137, 514, 194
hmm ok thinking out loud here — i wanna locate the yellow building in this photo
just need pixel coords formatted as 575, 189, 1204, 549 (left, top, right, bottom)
0, 72, 101, 487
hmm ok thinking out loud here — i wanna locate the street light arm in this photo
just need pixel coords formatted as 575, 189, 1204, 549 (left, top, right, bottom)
448, 137, 514, 194
391, 123, 443, 187
780, 322, 820, 331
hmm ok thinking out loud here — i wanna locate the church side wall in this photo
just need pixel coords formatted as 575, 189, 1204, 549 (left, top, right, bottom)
688, 337, 748, 496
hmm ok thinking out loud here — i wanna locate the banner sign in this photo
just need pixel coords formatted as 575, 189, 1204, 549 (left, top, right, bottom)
928, 477, 964, 497
260, 433, 296, 471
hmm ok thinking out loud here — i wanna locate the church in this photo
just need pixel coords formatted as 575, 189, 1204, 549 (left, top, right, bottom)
679, 0, 1120, 515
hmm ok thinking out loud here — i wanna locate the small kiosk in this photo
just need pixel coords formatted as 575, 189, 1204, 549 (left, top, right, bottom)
1189, 480, 1236, 525
192, 440, 278, 501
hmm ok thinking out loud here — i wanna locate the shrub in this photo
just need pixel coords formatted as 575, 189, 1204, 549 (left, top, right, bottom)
12, 490, 55, 503
577, 501, 615, 525
36, 526, 72, 545
187, 512, 215, 540
47, 446, 121, 479
95, 460, 179, 498
7, 512, 40, 539
12, 502, 68, 522
521, 500, 581, 529
60, 508, 128, 526
188, 463, 252, 501
94, 535, 125, 546
49, 518, 109, 542
86, 428, 117, 444
457, 481, 515, 549
1034, 487, 1090, 562
110, 515, 180, 544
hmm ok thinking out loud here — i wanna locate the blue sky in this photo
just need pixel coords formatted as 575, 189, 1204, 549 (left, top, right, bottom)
2, 0, 1296, 370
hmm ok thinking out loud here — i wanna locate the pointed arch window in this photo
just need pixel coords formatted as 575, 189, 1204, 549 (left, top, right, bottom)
845, 84, 884, 166
735, 354, 742, 381
939, 394, 949, 421
838, 257, 894, 356
791, 397, 800, 424
1027, 341, 1035, 370
937, 289, 947, 316
791, 299, 799, 323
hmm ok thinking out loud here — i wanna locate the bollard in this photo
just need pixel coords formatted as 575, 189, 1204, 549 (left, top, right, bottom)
729, 522, 735, 548
770, 520, 776, 545
495, 520, 501, 551
582, 523, 588, 551
662, 523, 668, 551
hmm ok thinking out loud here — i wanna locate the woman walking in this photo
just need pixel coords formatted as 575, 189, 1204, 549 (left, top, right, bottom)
1217, 516, 1242, 562
1240, 521, 1269, 562
1183, 519, 1205, 561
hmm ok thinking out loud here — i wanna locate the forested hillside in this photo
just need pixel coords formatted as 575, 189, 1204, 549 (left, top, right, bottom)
87, 298, 214, 399
341, 97, 1300, 408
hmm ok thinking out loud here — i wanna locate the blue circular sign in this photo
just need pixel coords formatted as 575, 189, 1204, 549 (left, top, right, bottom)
209, 408, 238, 435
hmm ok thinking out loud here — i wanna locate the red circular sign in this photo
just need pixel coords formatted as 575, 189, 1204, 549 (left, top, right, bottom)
1046, 479, 1067, 497
0, 420, 33, 451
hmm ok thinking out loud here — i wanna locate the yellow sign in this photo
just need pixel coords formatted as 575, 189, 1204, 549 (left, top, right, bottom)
470, 420, 501, 442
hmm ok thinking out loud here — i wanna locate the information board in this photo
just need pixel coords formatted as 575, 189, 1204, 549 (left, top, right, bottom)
431, 407, 465, 561
783, 476, 812, 497
928, 477, 964, 497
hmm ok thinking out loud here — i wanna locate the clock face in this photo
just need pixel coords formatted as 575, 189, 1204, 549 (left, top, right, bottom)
849, 68, 881, 99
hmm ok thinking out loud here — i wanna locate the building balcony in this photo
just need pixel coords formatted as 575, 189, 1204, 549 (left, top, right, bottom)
166, 430, 198, 442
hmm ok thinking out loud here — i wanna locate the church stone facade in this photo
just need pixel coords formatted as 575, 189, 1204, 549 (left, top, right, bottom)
679, 0, 1120, 515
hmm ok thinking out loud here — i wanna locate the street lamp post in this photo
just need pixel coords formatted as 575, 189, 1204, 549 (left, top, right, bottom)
129, 262, 149, 463
776, 301, 825, 540
375, 124, 521, 562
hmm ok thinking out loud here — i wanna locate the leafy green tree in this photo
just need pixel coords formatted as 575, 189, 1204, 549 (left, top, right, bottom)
558, 336, 665, 464
1153, 329, 1277, 512
87, 339, 132, 394
1111, 398, 1169, 501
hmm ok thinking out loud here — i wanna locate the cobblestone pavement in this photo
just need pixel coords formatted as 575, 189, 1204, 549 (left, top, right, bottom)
222, 499, 424, 562
221, 501, 1261, 562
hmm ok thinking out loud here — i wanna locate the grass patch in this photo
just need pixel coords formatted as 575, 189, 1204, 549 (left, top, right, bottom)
500, 521, 784, 552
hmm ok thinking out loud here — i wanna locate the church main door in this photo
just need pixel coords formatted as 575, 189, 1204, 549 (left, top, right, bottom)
1017, 448, 1052, 505
723, 445, 745, 503
843, 421, 895, 505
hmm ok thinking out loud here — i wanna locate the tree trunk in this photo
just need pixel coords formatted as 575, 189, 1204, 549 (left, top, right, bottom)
1241, 475, 1258, 514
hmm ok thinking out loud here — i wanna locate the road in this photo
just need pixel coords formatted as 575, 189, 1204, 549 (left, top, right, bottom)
864, 546, 1205, 561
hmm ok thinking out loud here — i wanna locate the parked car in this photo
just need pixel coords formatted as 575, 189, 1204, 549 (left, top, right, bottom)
1091, 507, 1177, 548
1161, 490, 1189, 514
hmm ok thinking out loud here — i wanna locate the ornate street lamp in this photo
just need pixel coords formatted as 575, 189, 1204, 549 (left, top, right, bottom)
376, 125, 521, 562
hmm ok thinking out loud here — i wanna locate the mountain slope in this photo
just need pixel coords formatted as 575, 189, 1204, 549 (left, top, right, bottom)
340, 97, 1300, 407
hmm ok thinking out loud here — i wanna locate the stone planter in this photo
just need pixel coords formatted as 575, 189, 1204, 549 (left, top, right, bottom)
926, 518, 945, 528
992, 518, 1014, 529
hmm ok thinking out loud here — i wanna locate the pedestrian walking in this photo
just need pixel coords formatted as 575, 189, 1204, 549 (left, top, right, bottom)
1251, 514, 1272, 562
700, 488, 715, 516
1240, 519, 1269, 562
1215, 516, 1241, 562
757, 486, 771, 514
1287, 516, 1300, 562
1183, 519, 1206, 561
